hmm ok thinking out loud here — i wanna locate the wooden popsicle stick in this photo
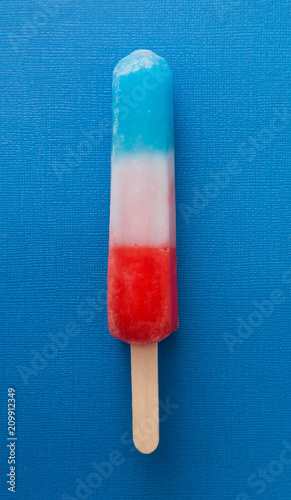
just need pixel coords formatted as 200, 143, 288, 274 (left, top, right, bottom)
130, 342, 159, 454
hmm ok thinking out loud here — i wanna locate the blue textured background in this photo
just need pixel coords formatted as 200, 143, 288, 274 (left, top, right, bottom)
0, 1, 290, 499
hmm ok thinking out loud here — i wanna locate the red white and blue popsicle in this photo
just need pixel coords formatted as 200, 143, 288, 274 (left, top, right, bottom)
107, 50, 178, 453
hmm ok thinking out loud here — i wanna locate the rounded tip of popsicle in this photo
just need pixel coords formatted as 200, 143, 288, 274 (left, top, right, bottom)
113, 49, 168, 77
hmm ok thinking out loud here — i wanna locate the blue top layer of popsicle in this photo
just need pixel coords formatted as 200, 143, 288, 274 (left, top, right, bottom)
112, 50, 174, 159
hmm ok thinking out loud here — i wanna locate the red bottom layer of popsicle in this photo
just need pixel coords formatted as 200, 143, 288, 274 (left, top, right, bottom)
107, 245, 178, 344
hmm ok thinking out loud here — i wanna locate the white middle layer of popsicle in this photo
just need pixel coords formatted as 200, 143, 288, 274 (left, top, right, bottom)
110, 151, 176, 247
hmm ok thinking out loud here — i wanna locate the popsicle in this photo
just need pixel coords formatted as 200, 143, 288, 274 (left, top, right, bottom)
107, 50, 178, 453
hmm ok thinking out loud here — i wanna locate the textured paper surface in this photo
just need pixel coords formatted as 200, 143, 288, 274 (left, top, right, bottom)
0, 1, 290, 499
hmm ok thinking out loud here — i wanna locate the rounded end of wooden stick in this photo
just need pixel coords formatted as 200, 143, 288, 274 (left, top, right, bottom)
133, 432, 159, 454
